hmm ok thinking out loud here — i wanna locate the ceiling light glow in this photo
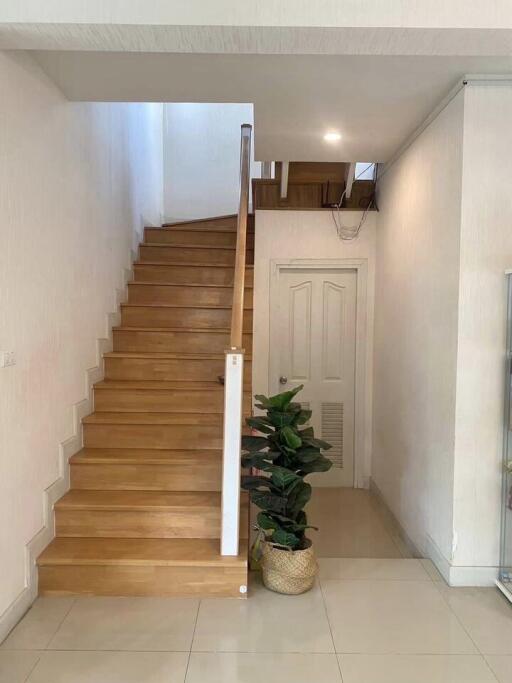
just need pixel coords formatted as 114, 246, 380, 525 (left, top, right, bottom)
324, 131, 342, 143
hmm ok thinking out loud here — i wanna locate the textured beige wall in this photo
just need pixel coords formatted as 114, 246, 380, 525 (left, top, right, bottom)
0, 51, 163, 618
452, 85, 512, 573
373, 92, 464, 566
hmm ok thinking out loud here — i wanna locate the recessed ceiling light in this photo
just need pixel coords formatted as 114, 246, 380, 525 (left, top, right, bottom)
324, 131, 342, 143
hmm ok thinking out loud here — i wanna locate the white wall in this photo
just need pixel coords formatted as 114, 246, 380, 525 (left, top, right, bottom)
374, 84, 512, 585
373, 92, 465, 565
253, 210, 377, 484
163, 103, 260, 222
0, 51, 163, 628
452, 85, 512, 578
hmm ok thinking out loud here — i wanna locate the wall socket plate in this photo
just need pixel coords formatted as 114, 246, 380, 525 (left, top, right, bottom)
1, 351, 16, 368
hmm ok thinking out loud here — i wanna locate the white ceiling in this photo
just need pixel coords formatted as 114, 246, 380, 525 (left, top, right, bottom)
32, 52, 512, 162
3, 2, 512, 162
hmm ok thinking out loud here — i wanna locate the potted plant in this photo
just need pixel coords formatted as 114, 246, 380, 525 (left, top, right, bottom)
241, 384, 332, 594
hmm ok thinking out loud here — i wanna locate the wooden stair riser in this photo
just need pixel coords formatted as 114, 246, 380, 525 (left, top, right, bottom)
139, 245, 254, 266
56, 507, 223, 539
38, 564, 247, 597
94, 387, 252, 413
83, 423, 223, 449
113, 329, 253, 354
121, 305, 253, 330
105, 356, 252, 382
55, 505, 249, 540
70, 461, 221, 492
163, 217, 238, 231
133, 264, 254, 287
127, 283, 253, 307
145, 228, 254, 249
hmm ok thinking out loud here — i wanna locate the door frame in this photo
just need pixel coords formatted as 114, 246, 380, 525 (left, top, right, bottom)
268, 258, 369, 489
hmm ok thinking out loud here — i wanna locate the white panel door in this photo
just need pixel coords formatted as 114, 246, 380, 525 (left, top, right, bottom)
273, 268, 357, 487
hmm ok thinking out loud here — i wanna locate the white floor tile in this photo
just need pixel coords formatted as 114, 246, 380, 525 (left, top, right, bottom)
48, 597, 199, 651
192, 581, 334, 653
486, 655, 512, 682
185, 652, 342, 682
306, 489, 404, 559
318, 558, 431, 581
0, 650, 40, 682
322, 579, 477, 654
1, 598, 75, 650
437, 586, 512, 655
420, 560, 445, 583
338, 654, 497, 682
27, 651, 188, 683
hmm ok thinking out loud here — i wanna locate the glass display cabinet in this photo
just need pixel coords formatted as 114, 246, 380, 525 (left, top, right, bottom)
498, 272, 512, 601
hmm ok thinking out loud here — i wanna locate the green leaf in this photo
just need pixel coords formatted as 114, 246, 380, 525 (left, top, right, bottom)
245, 416, 275, 434
241, 435, 270, 452
251, 491, 287, 514
281, 426, 302, 450
286, 481, 312, 517
294, 409, 312, 425
267, 411, 296, 428
308, 438, 332, 450
241, 475, 273, 490
262, 384, 304, 411
270, 466, 301, 490
294, 447, 323, 463
272, 529, 301, 549
242, 453, 277, 471
299, 455, 333, 474
257, 512, 280, 531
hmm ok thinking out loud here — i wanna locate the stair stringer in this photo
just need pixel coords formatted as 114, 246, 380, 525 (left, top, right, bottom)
0, 266, 133, 643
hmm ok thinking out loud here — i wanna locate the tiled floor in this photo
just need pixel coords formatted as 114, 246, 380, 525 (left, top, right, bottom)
2, 490, 512, 682
305, 487, 408, 558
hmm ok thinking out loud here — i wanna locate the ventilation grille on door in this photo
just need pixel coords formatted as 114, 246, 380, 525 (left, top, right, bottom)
321, 402, 344, 469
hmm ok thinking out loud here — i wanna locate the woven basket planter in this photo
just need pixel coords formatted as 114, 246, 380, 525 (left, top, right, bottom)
261, 540, 318, 595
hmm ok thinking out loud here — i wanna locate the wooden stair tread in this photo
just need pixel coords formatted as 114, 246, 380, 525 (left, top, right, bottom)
121, 303, 250, 311
114, 326, 232, 333
70, 448, 222, 464
55, 489, 225, 511
142, 242, 238, 251
38, 538, 247, 567
94, 380, 228, 391
104, 352, 252, 361
83, 411, 225, 425
134, 261, 254, 269
128, 281, 253, 290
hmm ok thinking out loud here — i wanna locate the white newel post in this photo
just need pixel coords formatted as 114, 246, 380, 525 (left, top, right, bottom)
221, 350, 244, 556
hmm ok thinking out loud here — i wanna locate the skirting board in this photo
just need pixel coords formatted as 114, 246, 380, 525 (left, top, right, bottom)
0, 266, 132, 644
422, 536, 498, 588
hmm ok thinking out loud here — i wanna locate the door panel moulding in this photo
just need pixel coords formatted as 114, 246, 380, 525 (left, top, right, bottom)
268, 258, 369, 489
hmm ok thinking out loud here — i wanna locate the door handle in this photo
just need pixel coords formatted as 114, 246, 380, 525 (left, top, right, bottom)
279, 376, 288, 385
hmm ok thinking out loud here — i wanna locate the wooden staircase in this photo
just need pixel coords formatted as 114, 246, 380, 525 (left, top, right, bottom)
37, 215, 253, 597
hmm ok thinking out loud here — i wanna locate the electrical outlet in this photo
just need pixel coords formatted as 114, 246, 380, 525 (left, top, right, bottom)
1, 351, 16, 368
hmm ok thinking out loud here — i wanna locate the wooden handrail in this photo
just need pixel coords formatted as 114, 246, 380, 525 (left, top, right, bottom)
230, 124, 252, 349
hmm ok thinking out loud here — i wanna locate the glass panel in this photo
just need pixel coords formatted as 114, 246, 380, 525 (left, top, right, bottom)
499, 275, 512, 594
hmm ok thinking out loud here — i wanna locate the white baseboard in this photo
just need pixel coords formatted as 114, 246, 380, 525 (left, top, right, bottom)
0, 268, 131, 644
424, 534, 452, 584
449, 565, 499, 587
424, 534, 498, 587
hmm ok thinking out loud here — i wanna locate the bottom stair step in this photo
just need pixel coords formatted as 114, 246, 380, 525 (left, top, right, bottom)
37, 538, 248, 597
